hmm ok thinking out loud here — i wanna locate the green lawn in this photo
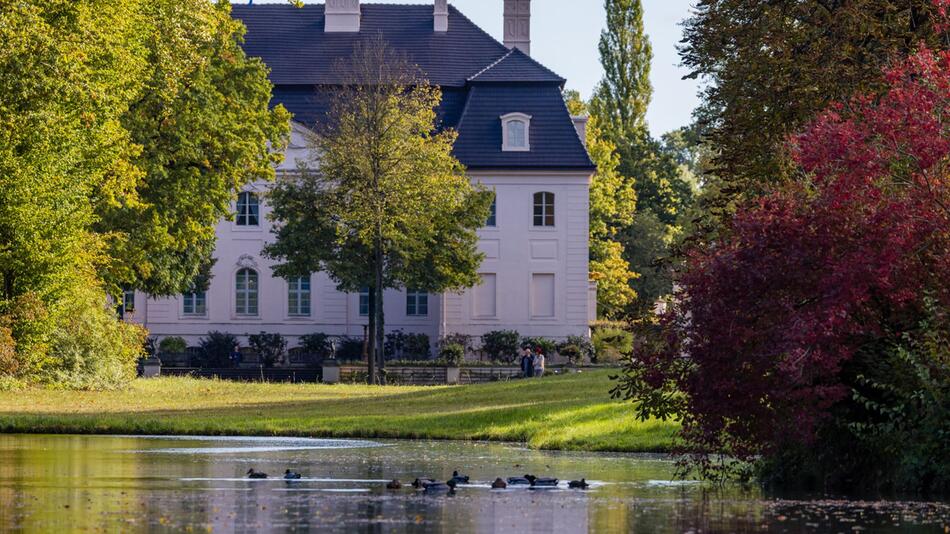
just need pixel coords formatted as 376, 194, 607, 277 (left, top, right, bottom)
0, 370, 676, 452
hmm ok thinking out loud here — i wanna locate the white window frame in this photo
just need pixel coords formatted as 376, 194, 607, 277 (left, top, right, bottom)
406, 290, 428, 317
235, 268, 259, 317
182, 291, 207, 317
236, 191, 260, 227
287, 276, 311, 317
501, 112, 531, 152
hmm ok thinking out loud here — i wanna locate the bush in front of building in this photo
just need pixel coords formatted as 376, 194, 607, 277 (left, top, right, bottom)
335, 337, 365, 361
520, 336, 557, 356
439, 343, 464, 366
591, 327, 633, 364
198, 331, 238, 367
557, 336, 594, 366
480, 330, 521, 363
248, 332, 287, 368
299, 333, 334, 359
438, 333, 474, 357
384, 330, 431, 361
158, 336, 187, 355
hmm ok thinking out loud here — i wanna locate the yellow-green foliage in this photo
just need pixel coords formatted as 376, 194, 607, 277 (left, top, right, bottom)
0, 370, 677, 452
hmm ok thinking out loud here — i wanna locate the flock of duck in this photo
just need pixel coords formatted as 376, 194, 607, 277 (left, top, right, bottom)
245, 468, 590, 494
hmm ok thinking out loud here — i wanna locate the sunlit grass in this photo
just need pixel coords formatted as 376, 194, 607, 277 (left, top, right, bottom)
0, 370, 677, 452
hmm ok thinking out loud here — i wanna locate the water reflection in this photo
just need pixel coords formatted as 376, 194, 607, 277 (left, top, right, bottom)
0, 435, 945, 533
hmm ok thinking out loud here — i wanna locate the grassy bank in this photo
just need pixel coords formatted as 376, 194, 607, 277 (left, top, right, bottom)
0, 370, 676, 452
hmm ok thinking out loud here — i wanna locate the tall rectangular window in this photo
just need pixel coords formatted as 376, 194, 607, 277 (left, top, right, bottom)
183, 291, 206, 316
236, 268, 259, 316
531, 273, 556, 318
123, 290, 135, 314
485, 198, 497, 227
236, 192, 260, 226
359, 286, 370, 316
288, 276, 311, 317
473, 273, 497, 318
406, 290, 428, 317
533, 192, 555, 227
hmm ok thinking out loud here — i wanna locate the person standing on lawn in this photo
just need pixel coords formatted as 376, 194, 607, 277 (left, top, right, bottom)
520, 348, 534, 378
534, 347, 545, 377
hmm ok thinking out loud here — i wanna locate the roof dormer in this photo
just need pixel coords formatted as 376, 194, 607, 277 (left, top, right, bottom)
501, 113, 531, 152
325, 0, 360, 33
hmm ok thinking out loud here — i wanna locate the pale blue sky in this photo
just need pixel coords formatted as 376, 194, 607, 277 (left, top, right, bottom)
239, 0, 700, 136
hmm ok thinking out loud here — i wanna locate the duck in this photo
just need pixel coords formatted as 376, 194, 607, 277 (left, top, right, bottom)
568, 479, 590, 489
283, 469, 302, 480
423, 480, 455, 495
246, 469, 268, 479
449, 470, 470, 484
386, 479, 402, 490
506, 476, 531, 485
411, 477, 436, 489
491, 478, 507, 489
529, 477, 559, 488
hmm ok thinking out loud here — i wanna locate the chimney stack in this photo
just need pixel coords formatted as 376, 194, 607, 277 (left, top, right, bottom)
325, 0, 360, 33
572, 115, 589, 145
503, 0, 530, 55
434, 0, 448, 32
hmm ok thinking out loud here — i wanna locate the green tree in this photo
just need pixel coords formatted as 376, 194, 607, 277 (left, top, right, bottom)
565, 90, 637, 318
265, 38, 492, 384
99, 0, 291, 297
680, 0, 948, 203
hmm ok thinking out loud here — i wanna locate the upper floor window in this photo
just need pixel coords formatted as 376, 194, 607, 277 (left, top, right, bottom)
533, 192, 555, 227
501, 113, 531, 152
235, 268, 259, 316
485, 198, 497, 227
183, 291, 206, 316
406, 290, 428, 317
359, 286, 370, 317
236, 192, 260, 226
118, 289, 135, 319
287, 276, 311, 317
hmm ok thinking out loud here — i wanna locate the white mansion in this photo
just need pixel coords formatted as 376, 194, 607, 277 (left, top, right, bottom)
126, 0, 596, 349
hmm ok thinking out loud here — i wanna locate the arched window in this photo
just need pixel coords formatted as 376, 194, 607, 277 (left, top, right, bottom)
533, 192, 555, 227
287, 276, 311, 317
236, 192, 260, 226
235, 268, 259, 316
501, 113, 531, 151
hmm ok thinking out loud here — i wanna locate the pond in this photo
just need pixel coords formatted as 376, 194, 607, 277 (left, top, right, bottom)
0, 434, 946, 533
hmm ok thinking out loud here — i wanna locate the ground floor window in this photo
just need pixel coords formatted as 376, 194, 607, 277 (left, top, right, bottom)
288, 276, 311, 317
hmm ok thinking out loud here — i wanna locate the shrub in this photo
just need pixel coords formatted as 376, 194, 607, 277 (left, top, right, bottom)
521, 336, 557, 355
480, 330, 520, 362
0, 325, 18, 376
591, 328, 633, 364
335, 337, 364, 361
439, 343, 464, 366
559, 335, 594, 364
248, 332, 287, 368
384, 330, 431, 360
438, 333, 474, 356
198, 331, 238, 367
300, 333, 333, 359
158, 336, 187, 355
143, 337, 157, 357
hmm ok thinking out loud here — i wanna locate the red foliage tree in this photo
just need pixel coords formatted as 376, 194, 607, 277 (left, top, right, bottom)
616, 45, 950, 469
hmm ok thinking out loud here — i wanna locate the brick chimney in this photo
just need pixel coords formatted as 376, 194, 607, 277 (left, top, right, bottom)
325, 0, 360, 33
434, 0, 448, 32
503, 0, 530, 55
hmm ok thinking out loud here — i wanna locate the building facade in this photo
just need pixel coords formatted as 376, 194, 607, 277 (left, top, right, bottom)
127, 0, 596, 349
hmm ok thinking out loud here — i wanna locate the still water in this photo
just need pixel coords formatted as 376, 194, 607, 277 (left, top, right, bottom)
0, 434, 946, 533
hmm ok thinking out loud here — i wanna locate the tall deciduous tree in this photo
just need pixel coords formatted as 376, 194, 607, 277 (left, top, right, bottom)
265, 38, 492, 384
100, 0, 291, 297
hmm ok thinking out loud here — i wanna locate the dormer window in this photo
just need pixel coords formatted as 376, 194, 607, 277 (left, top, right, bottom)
501, 113, 531, 151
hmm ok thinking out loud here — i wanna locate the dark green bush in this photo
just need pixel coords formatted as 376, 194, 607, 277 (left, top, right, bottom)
480, 330, 520, 362
248, 332, 287, 368
335, 337, 364, 361
559, 335, 594, 364
521, 336, 557, 355
158, 336, 187, 355
439, 343, 464, 366
384, 330, 431, 360
198, 331, 238, 367
300, 333, 333, 358
591, 328, 633, 364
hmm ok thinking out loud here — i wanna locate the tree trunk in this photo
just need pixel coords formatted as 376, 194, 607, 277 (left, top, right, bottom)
374, 240, 386, 385
366, 286, 377, 385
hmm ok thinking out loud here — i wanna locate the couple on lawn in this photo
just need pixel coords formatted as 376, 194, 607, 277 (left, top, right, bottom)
519, 347, 546, 378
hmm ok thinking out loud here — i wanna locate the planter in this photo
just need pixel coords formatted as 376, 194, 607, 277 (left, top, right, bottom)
445, 366, 460, 385
322, 359, 341, 384
140, 357, 162, 378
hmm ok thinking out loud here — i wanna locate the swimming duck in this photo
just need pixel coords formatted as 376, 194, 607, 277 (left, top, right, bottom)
386, 479, 402, 490
423, 480, 455, 495
506, 476, 531, 485
246, 469, 268, 479
283, 470, 302, 480
491, 478, 507, 489
411, 478, 436, 489
568, 479, 590, 489
449, 470, 470, 484
529, 477, 559, 488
